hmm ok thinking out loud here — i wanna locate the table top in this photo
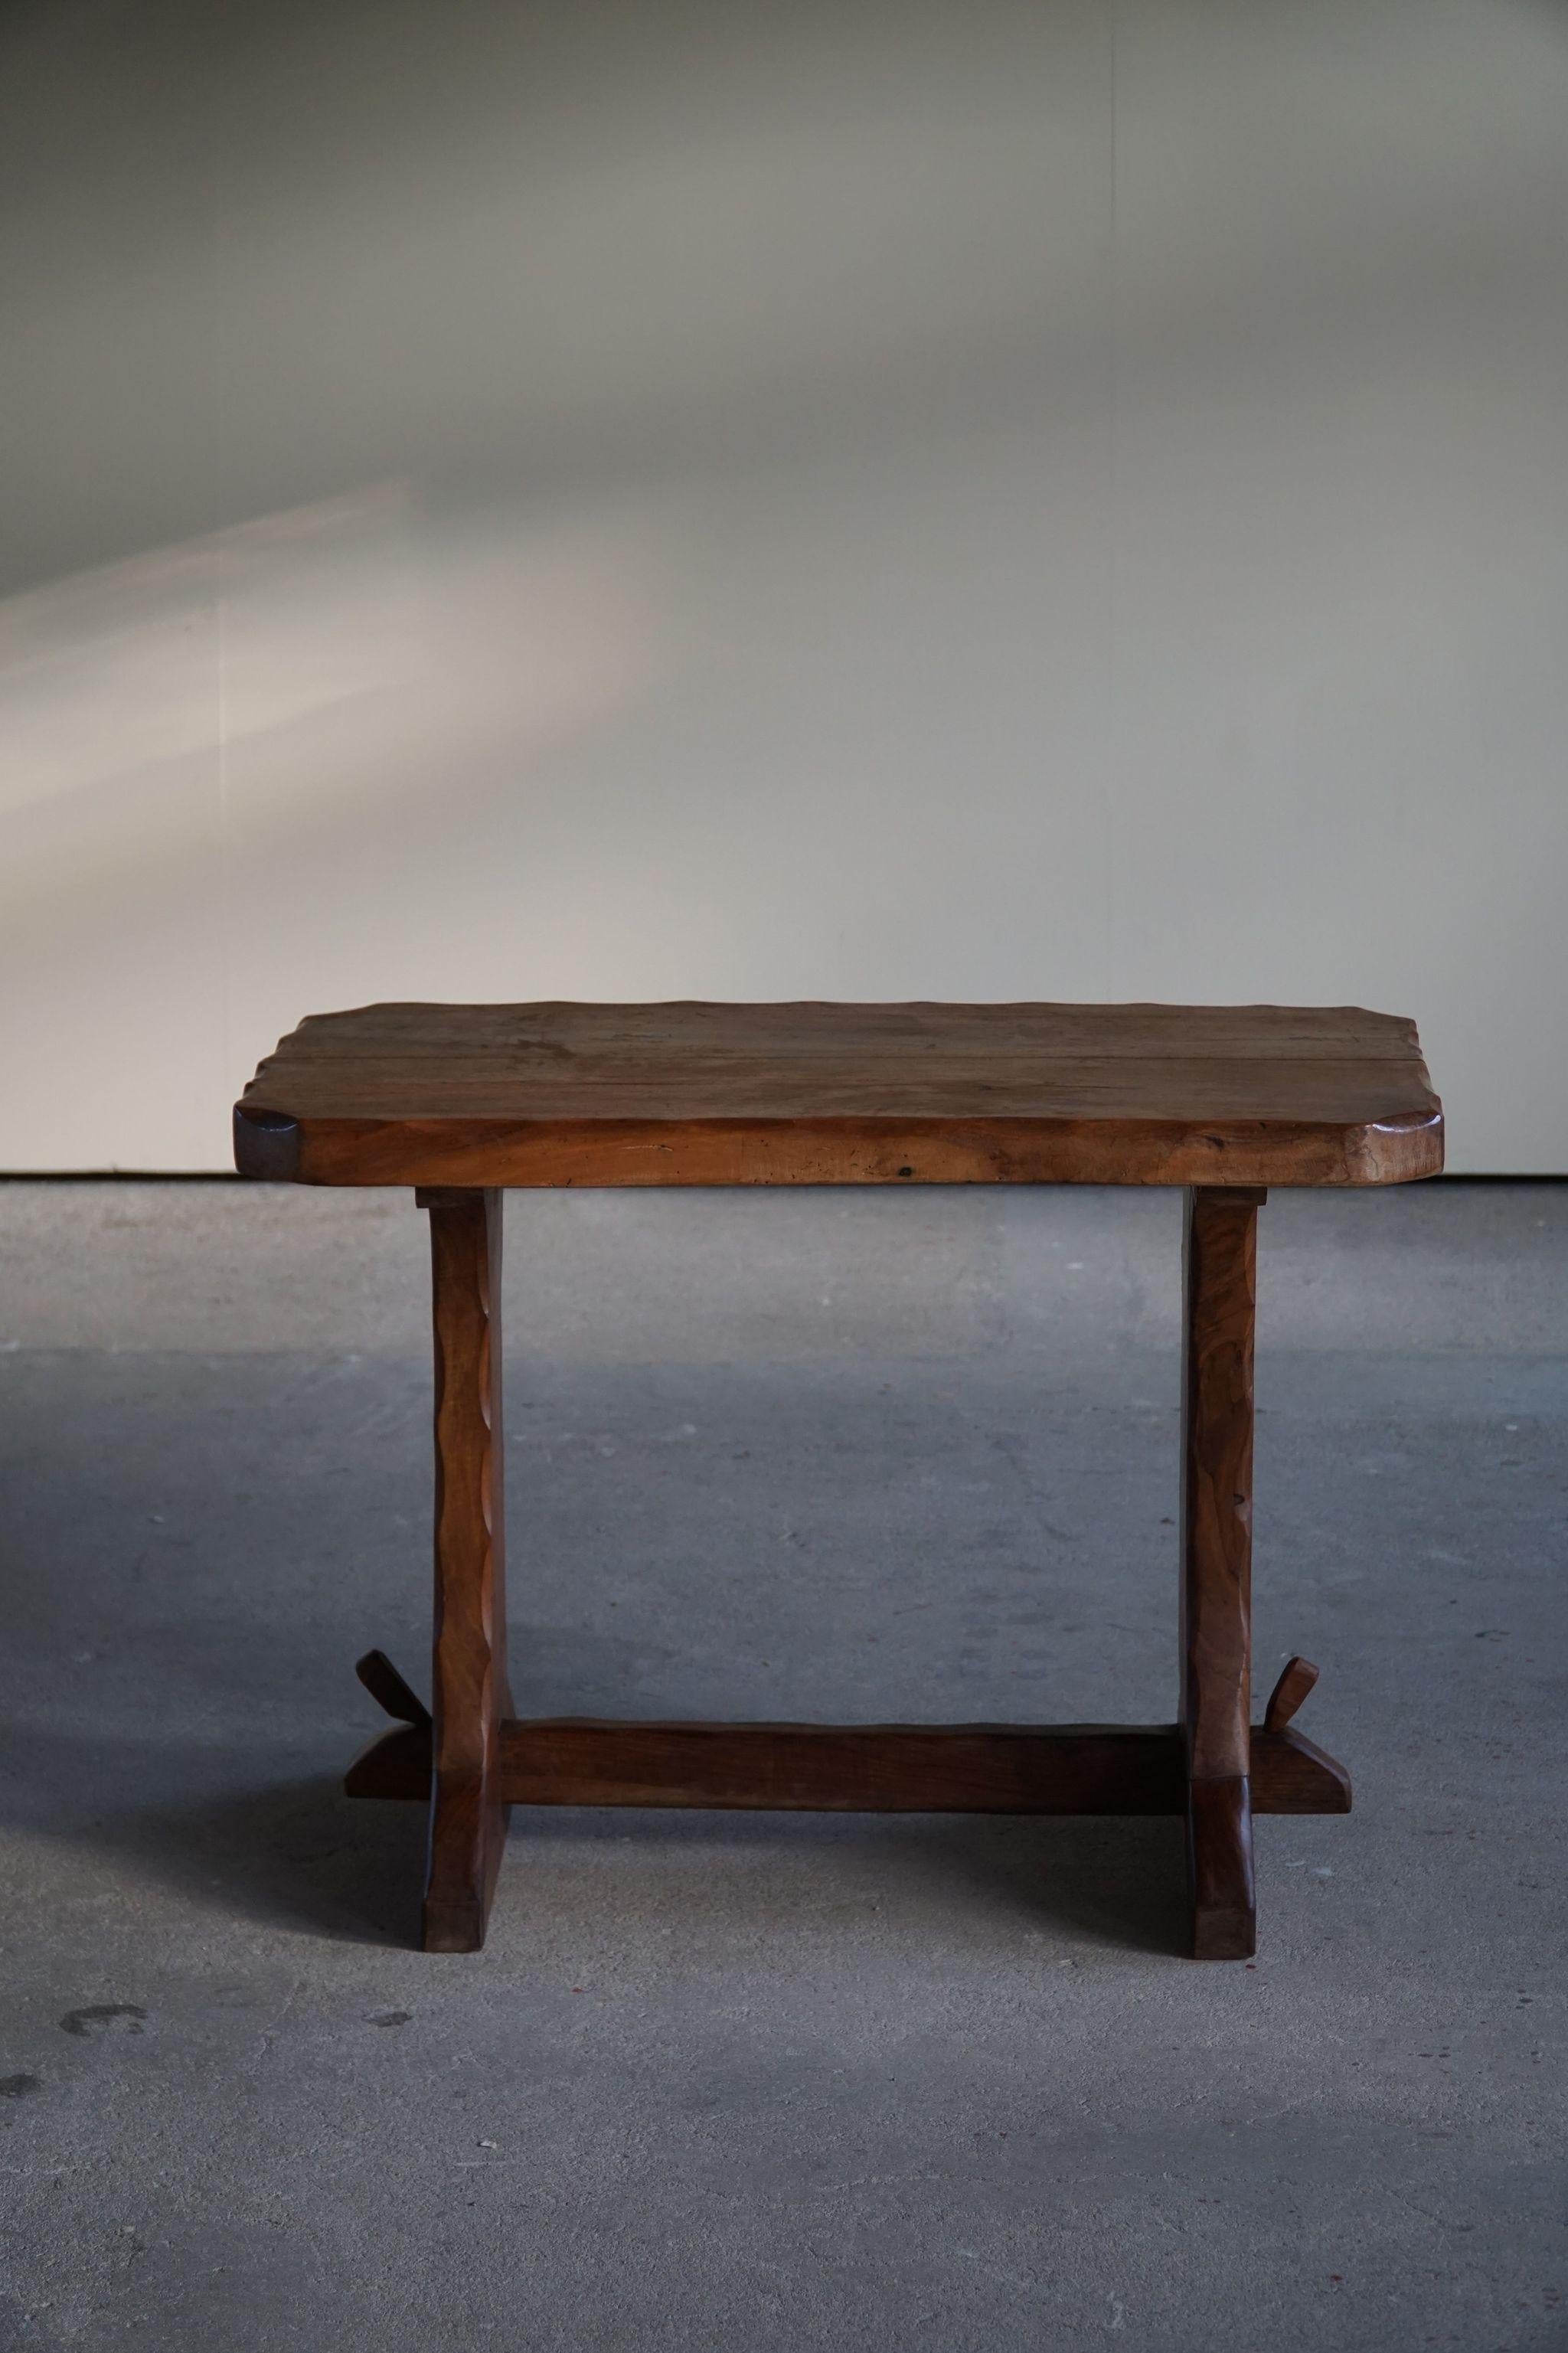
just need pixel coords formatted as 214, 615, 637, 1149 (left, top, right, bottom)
234, 1000, 1442, 1188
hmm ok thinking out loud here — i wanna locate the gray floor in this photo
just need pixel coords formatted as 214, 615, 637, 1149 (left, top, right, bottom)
1, 1179, 1563, 2351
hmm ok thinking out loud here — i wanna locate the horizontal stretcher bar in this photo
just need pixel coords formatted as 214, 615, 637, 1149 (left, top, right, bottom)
345, 1717, 1351, 1815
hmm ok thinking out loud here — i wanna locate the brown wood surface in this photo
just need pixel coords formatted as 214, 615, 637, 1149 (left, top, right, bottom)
354, 1647, 430, 1727
1185, 1775, 1255, 1959
1263, 1654, 1320, 1733
266, 1005, 1388, 1956
234, 1000, 1442, 1188
420, 1188, 511, 1953
344, 1716, 1351, 1815
1180, 1185, 1261, 1959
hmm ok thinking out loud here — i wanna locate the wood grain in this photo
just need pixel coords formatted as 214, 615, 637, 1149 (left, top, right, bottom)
234, 1001, 1443, 1188
259, 1002, 1392, 1956
343, 1717, 1352, 1815
1181, 1185, 1262, 1960
420, 1188, 511, 1953
1263, 1655, 1320, 1733
1185, 1776, 1255, 1960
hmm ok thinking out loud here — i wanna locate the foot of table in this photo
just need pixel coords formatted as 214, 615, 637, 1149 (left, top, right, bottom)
1184, 1774, 1256, 1960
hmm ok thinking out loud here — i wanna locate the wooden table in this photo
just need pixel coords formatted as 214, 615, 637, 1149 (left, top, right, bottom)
235, 1001, 1442, 1956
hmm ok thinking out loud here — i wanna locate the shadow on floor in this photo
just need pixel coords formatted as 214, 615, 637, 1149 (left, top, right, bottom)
2, 1722, 1189, 1956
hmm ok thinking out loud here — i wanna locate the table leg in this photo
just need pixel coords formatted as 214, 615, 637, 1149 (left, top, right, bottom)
1180, 1185, 1264, 1959
418, 1186, 511, 1952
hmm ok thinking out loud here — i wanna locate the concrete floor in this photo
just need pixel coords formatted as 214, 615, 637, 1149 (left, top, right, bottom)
0, 1178, 1563, 2351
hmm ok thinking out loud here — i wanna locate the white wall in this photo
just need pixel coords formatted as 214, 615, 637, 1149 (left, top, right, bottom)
3, 0, 1565, 1171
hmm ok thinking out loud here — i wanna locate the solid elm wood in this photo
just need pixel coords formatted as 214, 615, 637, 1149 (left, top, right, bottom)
1266, 1723, 1351, 1811
510, 1721, 1182, 1812
420, 1188, 511, 1953
1186, 1776, 1254, 1955
492, 1716, 1352, 1814
1181, 1185, 1262, 1961
355, 1648, 430, 1728
230, 997, 1426, 1958
1263, 1655, 1319, 1734
234, 1000, 1443, 1190
343, 1716, 1352, 1815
